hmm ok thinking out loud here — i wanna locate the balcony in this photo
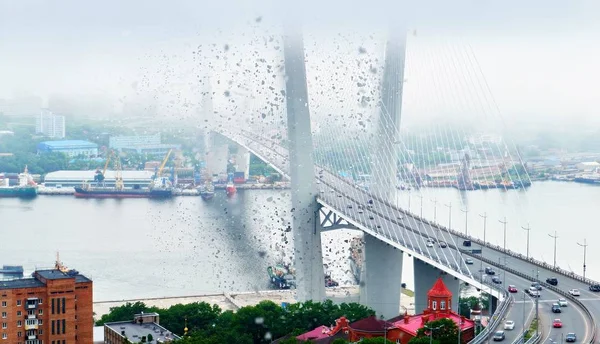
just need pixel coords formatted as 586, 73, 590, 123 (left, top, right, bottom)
27, 313, 36, 319
25, 303, 38, 309
27, 334, 37, 340
25, 320, 38, 330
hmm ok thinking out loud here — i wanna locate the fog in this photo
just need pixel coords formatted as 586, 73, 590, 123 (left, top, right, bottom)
1, 0, 599, 126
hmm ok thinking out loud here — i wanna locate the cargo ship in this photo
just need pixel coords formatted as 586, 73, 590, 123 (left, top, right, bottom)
574, 169, 600, 185
74, 184, 172, 198
199, 181, 215, 200
0, 166, 38, 198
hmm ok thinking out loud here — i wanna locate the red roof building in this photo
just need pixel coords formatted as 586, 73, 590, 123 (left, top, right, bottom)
292, 277, 475, 344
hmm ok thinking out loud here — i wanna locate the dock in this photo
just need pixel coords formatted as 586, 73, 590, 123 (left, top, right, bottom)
93, 286, 415, 318
37, 183, 290, 196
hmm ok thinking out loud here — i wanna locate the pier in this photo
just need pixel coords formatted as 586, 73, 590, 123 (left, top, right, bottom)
36, 183, 290, 196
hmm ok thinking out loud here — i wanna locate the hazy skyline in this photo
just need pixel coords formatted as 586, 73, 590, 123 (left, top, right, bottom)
1, 0, 598, 125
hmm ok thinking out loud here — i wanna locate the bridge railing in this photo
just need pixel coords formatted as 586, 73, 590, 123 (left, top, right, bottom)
468, 289, 512, 344
230, 130, 577, 343
468, 250, 597, 344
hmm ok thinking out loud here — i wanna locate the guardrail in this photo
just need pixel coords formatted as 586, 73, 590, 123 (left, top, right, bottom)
513, 332, 542, 344
468, 290, 513, 344
232, 131, 596, 343
472, 252, 597, 344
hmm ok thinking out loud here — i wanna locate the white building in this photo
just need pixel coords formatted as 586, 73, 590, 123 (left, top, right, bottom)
109, 133, 161, 150
576, 162, 600, 172
36, 109, 65, 138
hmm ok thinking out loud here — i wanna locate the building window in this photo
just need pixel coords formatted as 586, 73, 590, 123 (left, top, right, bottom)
51, 320, 54, 335
16, 312, 21, 316
17, 331, 21, 337
432, 301, 437, 310
16, 300, 21, 306
0, 302, 5, 307
51, 299, 54, 314
38, 320, 42, 325
38, 329, 42, 335
38, 299, 42, 304
62, 319, 66, 334
17, 320, 21, 327
1, 333, 6, 339
38, 309, 42, 315
440, 301, 446, 310
0, 313, 5, 319
1, 323, 5, 329
62, 298, 65, 314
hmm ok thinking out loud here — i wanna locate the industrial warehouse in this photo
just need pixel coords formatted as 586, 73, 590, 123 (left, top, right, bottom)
43, 170, 155, 188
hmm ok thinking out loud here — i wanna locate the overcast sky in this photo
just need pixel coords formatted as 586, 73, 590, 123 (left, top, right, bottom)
0, 0, 598, 125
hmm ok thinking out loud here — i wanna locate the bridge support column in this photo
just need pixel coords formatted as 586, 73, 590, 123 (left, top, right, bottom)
414, 258, 460, 313
370, 29, 407, 201
359, 233, 403, 319
205, 132, 229, 176
283, 22, 325, 302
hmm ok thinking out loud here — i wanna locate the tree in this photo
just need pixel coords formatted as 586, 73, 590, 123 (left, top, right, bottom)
409, 337, 440, 344
414, 318, 459, 344
359, 338, 394, 344
459, 296, 481, 317
96, 302, 158, 325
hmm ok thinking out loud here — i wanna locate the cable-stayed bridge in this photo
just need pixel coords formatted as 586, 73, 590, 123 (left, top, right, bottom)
199, 25, 598, 344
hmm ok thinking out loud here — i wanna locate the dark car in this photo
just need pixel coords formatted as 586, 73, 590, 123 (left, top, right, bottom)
485, 267, 496, 275
463, 240, 472, 247
492, 331, 505, 341
368, 199, 374, 205
565, 333, 577, 342
531, 282, 542, 290
492, 276, 502, 284
439, 242, 448, 248
546, 277, 558, 286
551, 303, 561, 313
590, 284, 600, 292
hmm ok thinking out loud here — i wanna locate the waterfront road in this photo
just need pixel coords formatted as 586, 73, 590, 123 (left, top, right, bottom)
221, 128, 594, 342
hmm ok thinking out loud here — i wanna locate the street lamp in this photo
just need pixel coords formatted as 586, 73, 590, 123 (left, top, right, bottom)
521, 223, 531, 260
548, 231, 558, 269
577, 239, 588, 279
380, 314, 388, 343
499, 217, 507, 265
445, 202, 452, 229
417, 194, 424, 219
432, 198, 438, 223
460, 208, 468, 236
479, 212, 487, 245
424, 324, 445, 344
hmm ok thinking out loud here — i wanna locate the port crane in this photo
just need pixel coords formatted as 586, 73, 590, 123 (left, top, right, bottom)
150, 149, 173, 190
94, 151, 112, 185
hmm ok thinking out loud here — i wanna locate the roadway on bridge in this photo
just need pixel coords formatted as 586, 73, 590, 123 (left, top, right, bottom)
220, 128, 593, 342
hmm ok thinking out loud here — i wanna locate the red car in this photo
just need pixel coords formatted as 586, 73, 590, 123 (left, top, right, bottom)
508, 285, 518, 293
553, 319, 563, 328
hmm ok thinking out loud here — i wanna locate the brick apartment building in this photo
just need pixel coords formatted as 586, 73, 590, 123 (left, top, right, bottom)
0, 261, 93, 344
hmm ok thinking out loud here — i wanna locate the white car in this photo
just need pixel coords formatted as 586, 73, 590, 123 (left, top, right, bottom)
527, 287, 541, 297
569, 289, 581, 296
504, 320, 515, 330
426, 241, 434, 248
558, 298, 568, 307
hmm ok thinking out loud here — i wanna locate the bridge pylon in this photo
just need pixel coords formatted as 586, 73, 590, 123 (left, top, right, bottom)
282, 22, 325, 302
360, 27, 408, 319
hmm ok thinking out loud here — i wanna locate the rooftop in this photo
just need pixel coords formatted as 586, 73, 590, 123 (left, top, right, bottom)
428, 278, 453, 298
0, 269, 91, 290
44, 170, 154, 181
393, 312, 475, 335
39, 140, 98, 148
105, 321, 180, 343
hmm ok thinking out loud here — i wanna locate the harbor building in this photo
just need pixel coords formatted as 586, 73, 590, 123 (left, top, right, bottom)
103, 312, 180, 343
109, 133, 180, 155
0, 259, 93, 344
37, 140, 99, 158
44, 170, 154, 188
36, 109, 66, 139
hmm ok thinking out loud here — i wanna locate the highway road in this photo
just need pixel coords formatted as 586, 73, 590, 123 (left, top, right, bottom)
220, 128, 594, 342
